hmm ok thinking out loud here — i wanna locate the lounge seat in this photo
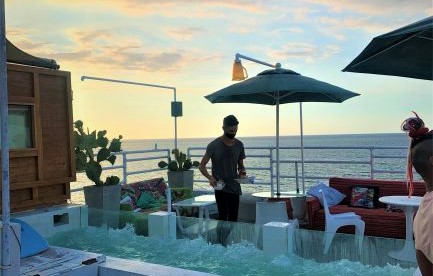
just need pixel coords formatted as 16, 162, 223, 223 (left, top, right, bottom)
306, 177, 426, 239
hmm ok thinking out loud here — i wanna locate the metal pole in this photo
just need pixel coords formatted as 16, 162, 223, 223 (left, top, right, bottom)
370, 147, 374, 179
299, 102, 305, 194
235, 53, 281, 69
276, 94, 280, 196
0, 0, 12, 274
81, 76, 178, 150
122, 152, 127, 185
295, 162, 299, 194
269, 148, 274, 195
173, 88, 177, 150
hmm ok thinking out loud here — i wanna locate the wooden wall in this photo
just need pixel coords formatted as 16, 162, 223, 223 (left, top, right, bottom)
0, 63, 75, 211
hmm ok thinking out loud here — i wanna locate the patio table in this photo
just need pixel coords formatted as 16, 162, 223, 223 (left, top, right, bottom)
379, 195, 422, 262
172, 194, 216, 235
252, 192, 308, 220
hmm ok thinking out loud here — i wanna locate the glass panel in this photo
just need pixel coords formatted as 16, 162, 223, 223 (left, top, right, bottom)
0, 105, 33, 149
47, 209, 417, 275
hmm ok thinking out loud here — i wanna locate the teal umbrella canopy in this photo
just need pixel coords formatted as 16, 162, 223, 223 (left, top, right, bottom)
205, 68, 359, 196
205, 69, 359, 104
343, 16, 433, 80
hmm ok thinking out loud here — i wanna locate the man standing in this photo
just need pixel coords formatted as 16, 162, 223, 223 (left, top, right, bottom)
199, 115, 246, 244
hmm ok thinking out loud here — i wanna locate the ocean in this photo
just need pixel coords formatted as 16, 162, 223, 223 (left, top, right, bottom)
71, 133, 413, 204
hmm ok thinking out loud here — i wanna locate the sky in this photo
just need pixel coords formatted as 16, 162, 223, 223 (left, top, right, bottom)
5, 0, 433, 140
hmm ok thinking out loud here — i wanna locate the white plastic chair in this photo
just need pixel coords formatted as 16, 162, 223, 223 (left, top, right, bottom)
320, 189, 365, 254
255, 201, 289, 248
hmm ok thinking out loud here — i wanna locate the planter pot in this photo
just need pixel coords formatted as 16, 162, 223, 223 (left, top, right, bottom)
83, 185, 121, 228
167, 170, 194, 189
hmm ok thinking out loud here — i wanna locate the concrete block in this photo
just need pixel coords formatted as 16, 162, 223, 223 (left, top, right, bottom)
263, 220, 299, 257
13, 205, 87, 238
80, 205, 89, 228
0, 222, 21, 276
148, 211, 176, 239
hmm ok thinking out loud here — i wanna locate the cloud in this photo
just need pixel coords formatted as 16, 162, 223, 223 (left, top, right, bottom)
312, 0, 431, 16
269, 42, 340, 63
165, 27, 205, 41
44, 0, 268, 18
49, 50, 93, 61
289, 1, 432, 39
270, 27, 305, 37
8, 25, 226, 74
317, 16, 401, 36
6, 26, 29, 37
291, 7, 317, 21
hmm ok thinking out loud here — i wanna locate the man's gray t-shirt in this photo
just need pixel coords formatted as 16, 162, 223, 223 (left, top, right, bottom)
206, 138, 245, 195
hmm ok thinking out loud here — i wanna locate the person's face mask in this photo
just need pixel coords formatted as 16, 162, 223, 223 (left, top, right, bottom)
224, 132, 236, 139
223, 125, 238, 139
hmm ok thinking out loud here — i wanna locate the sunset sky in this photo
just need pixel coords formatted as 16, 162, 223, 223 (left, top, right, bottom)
5, 0, 433, 140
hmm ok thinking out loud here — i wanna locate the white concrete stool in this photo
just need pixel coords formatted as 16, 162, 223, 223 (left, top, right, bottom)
262, 219, 299, 257
148, 211, 176, 240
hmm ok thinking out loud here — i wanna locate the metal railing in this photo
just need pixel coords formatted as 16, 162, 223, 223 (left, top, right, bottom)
188, 146, 408, 194
70, 148, 170, 193
71, 146, 409, 195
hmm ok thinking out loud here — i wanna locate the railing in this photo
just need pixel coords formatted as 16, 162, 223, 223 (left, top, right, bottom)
71, 146, 409, 195
188, 146, 408, 194
70, 148, 170, 193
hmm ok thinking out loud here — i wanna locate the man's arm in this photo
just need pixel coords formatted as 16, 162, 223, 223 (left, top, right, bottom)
238, 144, 246, 177
199, 155, 217, 187
238, 159, 246, 177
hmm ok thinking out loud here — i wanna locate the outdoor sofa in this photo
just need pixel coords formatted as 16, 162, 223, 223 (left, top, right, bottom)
305, 177, 426, 239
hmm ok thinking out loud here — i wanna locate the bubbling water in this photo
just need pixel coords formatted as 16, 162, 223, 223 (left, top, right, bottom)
47, 225, 415, 276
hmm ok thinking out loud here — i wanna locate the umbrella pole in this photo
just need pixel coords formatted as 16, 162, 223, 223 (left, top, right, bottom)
299, 103, 305, 194
276, 94, 280, 196
0, 0, 12, 274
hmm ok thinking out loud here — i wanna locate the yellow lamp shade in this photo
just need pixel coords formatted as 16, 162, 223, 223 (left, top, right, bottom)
232, 61, 248, 81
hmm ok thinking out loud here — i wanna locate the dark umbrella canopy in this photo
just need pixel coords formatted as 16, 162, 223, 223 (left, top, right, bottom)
343, 16, 433, 80
206, 69, 359, 104
205, 68, 359, 195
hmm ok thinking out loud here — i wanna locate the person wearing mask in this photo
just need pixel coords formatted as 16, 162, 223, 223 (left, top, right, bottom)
199, 115, 246, 245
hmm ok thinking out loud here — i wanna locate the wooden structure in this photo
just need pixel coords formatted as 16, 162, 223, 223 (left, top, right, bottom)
1, 63, 75, 211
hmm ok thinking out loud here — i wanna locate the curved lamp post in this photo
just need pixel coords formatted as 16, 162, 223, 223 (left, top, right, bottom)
81, 76, 182, 150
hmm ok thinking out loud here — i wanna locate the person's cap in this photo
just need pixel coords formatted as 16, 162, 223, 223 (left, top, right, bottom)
223, 115, 239, 127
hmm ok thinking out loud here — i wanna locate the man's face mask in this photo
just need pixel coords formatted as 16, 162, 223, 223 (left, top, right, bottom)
224, 132, 236, 139
223, 125, 238, 139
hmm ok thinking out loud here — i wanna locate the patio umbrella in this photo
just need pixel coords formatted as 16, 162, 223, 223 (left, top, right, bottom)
205, 68, 359, 195
343, 16, 433, 80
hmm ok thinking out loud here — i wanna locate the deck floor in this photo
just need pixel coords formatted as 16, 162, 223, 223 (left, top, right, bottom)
20, 246, 105, 276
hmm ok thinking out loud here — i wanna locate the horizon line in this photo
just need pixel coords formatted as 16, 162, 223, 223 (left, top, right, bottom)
124, 132, 406, 141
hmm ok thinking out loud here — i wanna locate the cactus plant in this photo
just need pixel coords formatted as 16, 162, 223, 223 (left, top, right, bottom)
158, 149, 199, 172
74, 120, 123, 186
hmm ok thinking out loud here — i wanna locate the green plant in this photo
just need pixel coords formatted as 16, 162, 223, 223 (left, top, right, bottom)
74, 120, 123, 186
158, 149, 200, 172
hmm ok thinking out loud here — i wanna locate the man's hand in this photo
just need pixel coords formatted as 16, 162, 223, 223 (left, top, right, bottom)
238, 170, 247, 179
209, 176, 217, 187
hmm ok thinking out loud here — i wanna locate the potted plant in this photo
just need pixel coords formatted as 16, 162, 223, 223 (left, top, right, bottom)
74, 120, 123, 228
158, 149, 200, 189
